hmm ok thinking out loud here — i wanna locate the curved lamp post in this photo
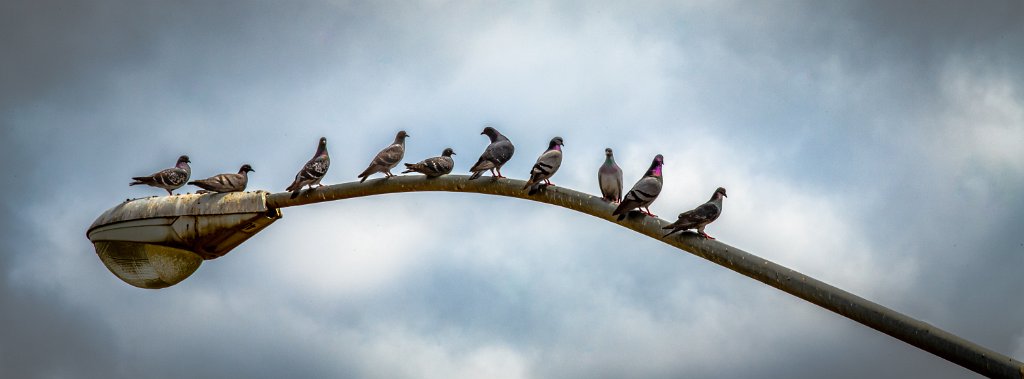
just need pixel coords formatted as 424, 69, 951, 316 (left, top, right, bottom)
86, 175, 1023, 378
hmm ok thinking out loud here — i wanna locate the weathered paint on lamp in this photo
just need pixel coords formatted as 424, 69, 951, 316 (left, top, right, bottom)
86, 191, 280, 289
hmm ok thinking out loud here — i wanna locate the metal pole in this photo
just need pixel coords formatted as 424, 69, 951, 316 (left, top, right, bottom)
266, 175, 1023, 378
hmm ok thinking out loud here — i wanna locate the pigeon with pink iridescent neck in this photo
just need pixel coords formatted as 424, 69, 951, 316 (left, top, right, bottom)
523, 137, 563, 195
130, 155, 191, 196
612, 154, 663, 221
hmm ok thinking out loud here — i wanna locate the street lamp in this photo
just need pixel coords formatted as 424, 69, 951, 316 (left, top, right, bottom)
85, 175, 1023, 378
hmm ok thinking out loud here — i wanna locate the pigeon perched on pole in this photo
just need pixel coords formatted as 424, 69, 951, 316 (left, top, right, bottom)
286, 137, 330, 198
188, 164, 254, 193
523, 137, 564, 195
663, 187, 727, 239
469, 126, 515, 180
402, 147, 456, 177
612, 154, 664, 221
598, 148, 623, 203
358, 130, 409, 183
129, 155, 192, 196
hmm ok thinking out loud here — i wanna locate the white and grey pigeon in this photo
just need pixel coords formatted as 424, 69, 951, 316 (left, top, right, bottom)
402, 147, 455, 177
663, 187, 727, 239
129, 155, 191, 196
469, 126, 515, 180
523, 136, 564, 195
612, 154, 664, 221
286, 137, 330, 198
188, 164, 254, 194
358, 130, 409, 183
598, 147, 623, 203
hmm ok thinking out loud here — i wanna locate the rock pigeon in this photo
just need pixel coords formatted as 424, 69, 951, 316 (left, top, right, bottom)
129, 155, 192, 196
523, 137, 564, 195
612, 154, 664, 221
663, 187, 727, 239
358, 130, 409, 183
469, 126, 515, 180
188, 164, 254, 193
402, 147, 455, 177
286, 137, 330, 198
598, 148, 623, 203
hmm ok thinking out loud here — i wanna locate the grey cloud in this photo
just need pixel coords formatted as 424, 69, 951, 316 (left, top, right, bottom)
1, 1, 1022, 378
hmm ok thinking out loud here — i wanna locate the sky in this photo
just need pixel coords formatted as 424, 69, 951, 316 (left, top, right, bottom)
1, 0, 1023, 377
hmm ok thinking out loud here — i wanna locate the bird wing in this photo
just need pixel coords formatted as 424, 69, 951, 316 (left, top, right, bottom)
529, 150, 562, 181
153, 167, 190, 188
191, 173, 245, 192
623, 176, 662, 205
372, 143, 405, 168
668, 202, 721, 230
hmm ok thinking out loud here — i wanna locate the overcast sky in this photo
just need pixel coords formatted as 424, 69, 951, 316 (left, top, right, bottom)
2, 1, 1023, 378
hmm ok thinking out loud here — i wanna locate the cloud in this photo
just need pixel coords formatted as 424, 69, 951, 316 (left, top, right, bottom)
1, 1, 1022, 378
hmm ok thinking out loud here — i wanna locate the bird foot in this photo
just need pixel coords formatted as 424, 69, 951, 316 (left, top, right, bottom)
700, 233, 715, 240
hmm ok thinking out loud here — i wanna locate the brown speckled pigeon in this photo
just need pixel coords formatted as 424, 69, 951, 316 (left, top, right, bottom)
286, 137, 330, 198
130, 155, 191, 196
402, 148, 455, 177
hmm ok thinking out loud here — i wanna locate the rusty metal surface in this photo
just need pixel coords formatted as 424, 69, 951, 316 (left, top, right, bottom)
88, 191, 280, 260
89, 191, 271, 232
266, 175, 1024, 378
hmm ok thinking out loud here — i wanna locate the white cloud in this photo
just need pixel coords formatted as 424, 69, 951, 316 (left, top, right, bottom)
935, 61, 1024, 177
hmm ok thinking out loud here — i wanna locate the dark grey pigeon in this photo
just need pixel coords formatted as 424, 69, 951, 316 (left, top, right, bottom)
469, 126, 515, 180
663, 187, 727, 239
130, 155, 192, 196
287, 137, 330, 198
598, 148, 623, 203
189, 164, 254, 194
402, 147, 455, 177
358, 130, 409, 182
612, 154, 664, 221
523, 137, 564, 195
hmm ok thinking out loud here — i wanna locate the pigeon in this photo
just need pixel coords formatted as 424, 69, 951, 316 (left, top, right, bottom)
663, 187, 727, 239
286, 137, 330, 198
402, 147, 456, 177
598, 148, 623, 203
188, 164, 254, 193
358, 130, 409, 183
523, 137, 564, 195
129, 155, 192, 196
469, 126, 515, 180
612, 154, 664, 221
